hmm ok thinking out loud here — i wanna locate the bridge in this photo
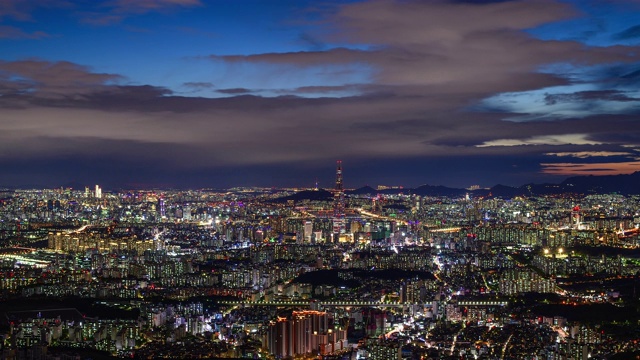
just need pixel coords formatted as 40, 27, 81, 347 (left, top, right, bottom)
218, 299, 508, 308
217, 300, 422, 308
427, 227, 462, 233
457, 300, 508, 307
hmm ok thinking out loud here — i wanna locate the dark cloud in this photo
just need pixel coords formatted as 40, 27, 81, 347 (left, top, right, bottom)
544, 90, 639, 105
298, 32, 327, 51
588, 129, 640, 144
213, 47, 368, 66
613, 24, 640, 40
622, 70, 640, 81
214, 1, 635, 100
0, 60, 121, 99
216, 88, 255, 94
544, 151, 633, 159
276, 84, 390, 97
1, 57, 639, 188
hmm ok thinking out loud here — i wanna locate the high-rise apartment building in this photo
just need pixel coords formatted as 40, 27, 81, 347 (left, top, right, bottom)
263, 311, 347, 358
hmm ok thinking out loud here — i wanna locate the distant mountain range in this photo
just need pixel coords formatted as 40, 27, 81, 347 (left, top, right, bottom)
488, 171, 640, 197
3, 172, 640, 199
267, 172, 640, 202
346, 172, 640, 198
343, 172, 640, 198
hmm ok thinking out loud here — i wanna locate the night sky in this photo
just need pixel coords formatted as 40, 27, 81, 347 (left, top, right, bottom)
2, 0, 640, 189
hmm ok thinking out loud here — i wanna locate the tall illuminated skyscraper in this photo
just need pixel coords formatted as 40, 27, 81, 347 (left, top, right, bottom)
332, 160, 345, 238
157, 198, 166, 218
95, 185, 102, 199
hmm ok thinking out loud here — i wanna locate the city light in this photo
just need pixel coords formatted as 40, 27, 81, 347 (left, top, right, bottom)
0, 163, 639, 359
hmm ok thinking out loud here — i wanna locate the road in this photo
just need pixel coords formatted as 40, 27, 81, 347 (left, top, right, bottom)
500, 333, 513, 360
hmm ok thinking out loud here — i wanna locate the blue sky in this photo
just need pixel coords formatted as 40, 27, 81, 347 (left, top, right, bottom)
1, 0, 640, 189
1, 0, 370, 97
529, 0, 640, 46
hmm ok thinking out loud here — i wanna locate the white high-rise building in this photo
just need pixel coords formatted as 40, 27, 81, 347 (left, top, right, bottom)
183, 205, 192, 221
304, 221, 313, 242
95, 185, 102, 199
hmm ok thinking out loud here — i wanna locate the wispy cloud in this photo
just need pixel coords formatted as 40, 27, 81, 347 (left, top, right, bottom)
80, 0, 202, 25
0, 0, 71, 21
110, 0, 202, 12
0, 60, 122, 99
544, 151, 632, 158
183, 82, 214, 89
477, 134, 601, 147
0, 25, 50, 39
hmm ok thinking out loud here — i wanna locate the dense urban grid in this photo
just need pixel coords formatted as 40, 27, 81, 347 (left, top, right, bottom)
1, 164, 640, 359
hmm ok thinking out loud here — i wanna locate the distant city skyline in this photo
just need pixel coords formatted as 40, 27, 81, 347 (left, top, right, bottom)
2, 0, 640, 189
